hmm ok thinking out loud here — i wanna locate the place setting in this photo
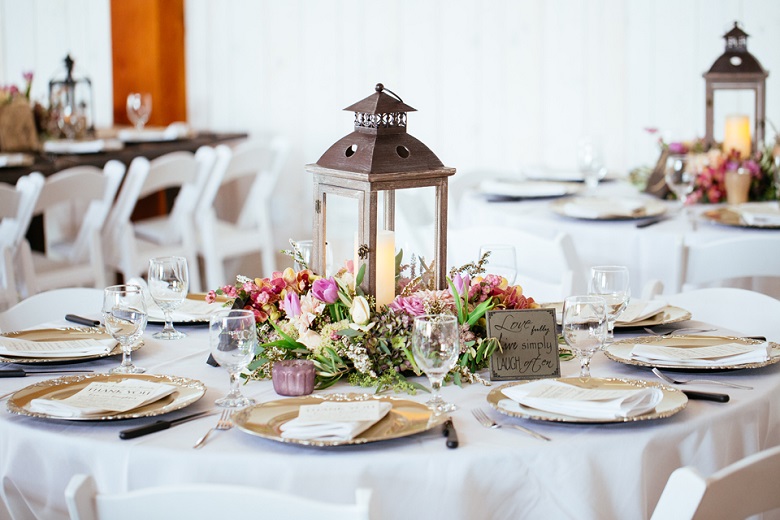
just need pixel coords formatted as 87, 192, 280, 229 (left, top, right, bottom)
477, 178, 581, 202
549, 195, 667, 221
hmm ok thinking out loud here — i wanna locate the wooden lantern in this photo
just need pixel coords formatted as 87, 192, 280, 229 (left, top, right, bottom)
306, 83, 455, 306
704, 22, 769, 155
48, 54, 95, 138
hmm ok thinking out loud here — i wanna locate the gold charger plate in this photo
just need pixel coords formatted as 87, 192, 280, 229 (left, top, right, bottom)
0, 327, 125, 364
6, 373, 206, 421
549, 197, 667, 221
147, 293, 230, 325
232, 393, 446, 447
606, 335, 780, 371
539, 302, 691, 329
702, 206, 780, 230
487, 377, 687, 424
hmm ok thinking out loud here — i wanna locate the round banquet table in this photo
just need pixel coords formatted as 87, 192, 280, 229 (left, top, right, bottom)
1, 314, 780, 520
457, 181, 780, 299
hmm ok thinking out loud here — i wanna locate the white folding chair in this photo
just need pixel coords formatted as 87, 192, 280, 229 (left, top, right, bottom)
65, 474, 371, 520
651, 444, 780, 520
667, 287, 780, 342
18, 161, 125, 295
103, 148, 215, 291
674, 234, 780, 293
195, 138, 289, 287
0, 287, 103, 332
448, 225, 585, 302
0, 172, 44, 308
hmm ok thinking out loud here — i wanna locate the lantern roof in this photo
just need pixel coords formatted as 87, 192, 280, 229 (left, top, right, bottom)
315, 83, 445, 174
706, 21, 767, 76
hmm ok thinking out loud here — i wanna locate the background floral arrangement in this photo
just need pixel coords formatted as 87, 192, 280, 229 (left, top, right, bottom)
209, 247, 537, 393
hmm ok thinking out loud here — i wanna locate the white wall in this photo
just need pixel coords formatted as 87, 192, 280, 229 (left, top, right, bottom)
3, 0, 780, 269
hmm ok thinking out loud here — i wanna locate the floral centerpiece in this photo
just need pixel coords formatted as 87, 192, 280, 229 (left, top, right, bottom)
208, 247, 537, 394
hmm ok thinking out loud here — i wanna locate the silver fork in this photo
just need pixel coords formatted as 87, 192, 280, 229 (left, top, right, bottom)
471, 408, 551, 442
193, 409, 233, 449
652, 367, 753, 390
644, 327, 716, 338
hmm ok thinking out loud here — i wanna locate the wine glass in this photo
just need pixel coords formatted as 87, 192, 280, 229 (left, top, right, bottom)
577, 138, 607, 192
147, 256, 189, 340
411, 314, 461, 415
102, 284, 147, 374
479, 244, 517, 285
209, 309, 257, 408
664, 153, 696, 209
589, 265, 630, 344
562, 295, 607, 381
126, 93, 152, 131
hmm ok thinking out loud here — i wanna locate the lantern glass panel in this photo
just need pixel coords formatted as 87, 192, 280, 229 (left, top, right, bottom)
395, 187, 436, 262
323, 193, 359, 276
713, 90, 755, 142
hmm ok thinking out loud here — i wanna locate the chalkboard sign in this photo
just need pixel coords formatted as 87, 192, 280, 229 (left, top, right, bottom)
486, 308, 560, 381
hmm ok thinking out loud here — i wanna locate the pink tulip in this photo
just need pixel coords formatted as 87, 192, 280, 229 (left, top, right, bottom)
312, 277, 339, 304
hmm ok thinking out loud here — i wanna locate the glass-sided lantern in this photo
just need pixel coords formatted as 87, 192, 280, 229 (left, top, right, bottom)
306, 83, 455, 307
704, 22, 769, 156
48, 54, 95, 139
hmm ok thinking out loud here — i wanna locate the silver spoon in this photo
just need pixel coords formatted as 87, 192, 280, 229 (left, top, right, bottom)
652, 367, 753, 390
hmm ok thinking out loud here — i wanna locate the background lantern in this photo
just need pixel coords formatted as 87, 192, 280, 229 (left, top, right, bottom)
48, 54, 95, 139
703, 22, 769, 157
306, 83, 455, 306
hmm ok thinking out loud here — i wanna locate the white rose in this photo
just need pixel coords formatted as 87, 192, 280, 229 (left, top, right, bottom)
350, 296, 371, 326
298, 329, 322, 351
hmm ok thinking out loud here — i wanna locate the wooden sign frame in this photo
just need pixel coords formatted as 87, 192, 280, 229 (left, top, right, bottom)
486, 308, 560, 381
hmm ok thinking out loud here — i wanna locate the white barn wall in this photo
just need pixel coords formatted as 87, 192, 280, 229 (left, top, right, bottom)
3, 0, 780, 270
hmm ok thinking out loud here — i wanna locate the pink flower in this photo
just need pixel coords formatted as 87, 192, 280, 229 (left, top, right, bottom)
205, 290, 217, 304
452, 273, 470, 296
389, 295, 426, 316
221, 285, 238, 298
282, 291, 301, 318
22, 71, 33, 83
668, 142, 688, 154
312, 277, 338, 304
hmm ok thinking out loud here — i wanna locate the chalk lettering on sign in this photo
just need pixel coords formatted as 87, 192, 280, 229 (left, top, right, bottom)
487, 308, 560, 381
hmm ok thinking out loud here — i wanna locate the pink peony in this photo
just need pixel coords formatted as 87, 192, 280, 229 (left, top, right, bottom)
389, 295, 426, 316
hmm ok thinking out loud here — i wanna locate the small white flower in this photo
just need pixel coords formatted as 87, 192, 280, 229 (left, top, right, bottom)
298, 329, 323, 351
350, 295, 371, 325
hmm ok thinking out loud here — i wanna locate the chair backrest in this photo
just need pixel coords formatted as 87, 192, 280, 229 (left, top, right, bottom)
675, 235, 780, 293
667, 287, 780, 342
448, 225, 585, 302
651, 444, 780, 520
0, 287, 103, 332
103, 156, 151, 250
33, 161, 125, 263
65, 474, 371, 520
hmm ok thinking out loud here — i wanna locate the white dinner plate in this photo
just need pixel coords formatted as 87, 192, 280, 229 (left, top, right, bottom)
487, 377, 687, 424
146, 293, 230, 325
6, 373, 206, 421
606, 335, 780, 371
479, 179, 581, 199
550, 196, 667, 221
43, 139, 124, 154
0, 327, 127, 364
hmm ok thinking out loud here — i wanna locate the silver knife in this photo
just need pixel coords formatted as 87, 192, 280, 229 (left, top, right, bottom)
119, 410, 217, 439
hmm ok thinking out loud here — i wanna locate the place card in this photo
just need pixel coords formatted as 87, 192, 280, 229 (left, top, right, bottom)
631, 342, 769, 366
0, 337, 112, 358
297, 401, 388, 423
486, 308, 560, 381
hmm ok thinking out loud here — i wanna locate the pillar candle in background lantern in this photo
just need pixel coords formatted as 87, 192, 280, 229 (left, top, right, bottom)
375, 230, 395, 308
723, 115, 752, 159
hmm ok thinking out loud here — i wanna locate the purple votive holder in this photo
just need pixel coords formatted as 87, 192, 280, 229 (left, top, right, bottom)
272, 360, 316, 396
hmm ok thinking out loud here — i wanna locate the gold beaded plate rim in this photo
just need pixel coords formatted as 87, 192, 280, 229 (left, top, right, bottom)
606, 335, 780, 370
6, 373, 206, 421
0, 327, 126, 364
702, 207, 780, 230
487, 377, 687, 424
539, 303, 691, 328
232, 393, 446, 447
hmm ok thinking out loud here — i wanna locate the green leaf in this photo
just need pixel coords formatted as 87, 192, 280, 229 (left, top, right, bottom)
452, 371, 462, 387
355, 263, 365, 287
466, 298, 495, 326
447, 278, 466, 324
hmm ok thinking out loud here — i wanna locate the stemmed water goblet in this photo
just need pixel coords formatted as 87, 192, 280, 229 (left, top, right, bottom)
209, 310, 257, 408
664, 153, 698, 222
411, 314, 461, 415
479, 244, 517, 284
577, 138, 607, 193
589, 265, 630, 344
562, 295, 607, 381
103, 284, 147, 374
126, 92, 152, 131
148, 256, 189, 340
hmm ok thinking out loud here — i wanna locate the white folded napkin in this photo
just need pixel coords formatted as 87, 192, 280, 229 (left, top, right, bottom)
0, 153, 32, 167
118, 123, 192, 143
43, 139, 107, 154
561, 197, 646, 219
501, 379, 664, 420
29, 379, 176, 418
479, 180, 573, 198
280, 401, 393, 441
616, 299, 667, 325
147, 297, 224, 322
631, 341, 770, 367
736, 203, 780, 227
0, 337, 115, 358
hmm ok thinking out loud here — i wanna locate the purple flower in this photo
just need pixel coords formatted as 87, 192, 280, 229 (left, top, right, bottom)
312, 277, 339, 304
452, 273, 470, 297
282, 291, 301, 318
668, 142, 688, 154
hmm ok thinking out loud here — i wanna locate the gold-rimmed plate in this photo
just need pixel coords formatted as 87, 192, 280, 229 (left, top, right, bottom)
146, 293, 231, 325
539, 302, 691, 329
487, 377, 687, 424
702, 206, 780, 230
6, 373, 206, 421
549, 197, 667, 221
232, 393, 446, 447
606, 335, 780, 371
0, 327, 124, 364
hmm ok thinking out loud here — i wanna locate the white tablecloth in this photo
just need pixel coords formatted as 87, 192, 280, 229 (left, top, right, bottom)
2, 313, 780, 520
458, 182, 780, 299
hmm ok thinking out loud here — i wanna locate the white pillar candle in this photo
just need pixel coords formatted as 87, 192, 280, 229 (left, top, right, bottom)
375, 230, 396, 308
723, 115, 751, 159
